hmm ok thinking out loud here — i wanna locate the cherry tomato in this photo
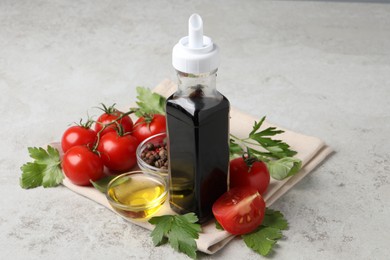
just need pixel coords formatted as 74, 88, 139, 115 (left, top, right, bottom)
62, 146, 104, 186
97, 132, 138, 172
95, 105, 133, 136
132, 114, 166, 143
212, 187, 266, 235
61, 125, 97, 153
229, 157, 270, 195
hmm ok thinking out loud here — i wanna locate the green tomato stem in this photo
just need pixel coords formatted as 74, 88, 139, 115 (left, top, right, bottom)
92, 109, 135, 151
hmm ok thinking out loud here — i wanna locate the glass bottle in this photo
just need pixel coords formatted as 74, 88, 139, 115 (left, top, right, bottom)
166, 14, 230, 223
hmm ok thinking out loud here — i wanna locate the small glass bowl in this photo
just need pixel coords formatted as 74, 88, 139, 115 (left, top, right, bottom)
106, 171, 168, 220
136, 132, 168, 178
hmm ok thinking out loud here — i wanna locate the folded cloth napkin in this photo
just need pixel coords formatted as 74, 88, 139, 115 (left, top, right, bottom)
62, 79, 333, 254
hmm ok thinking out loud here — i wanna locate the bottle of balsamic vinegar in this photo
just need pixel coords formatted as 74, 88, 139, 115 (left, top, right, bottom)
166, 14, 230, 223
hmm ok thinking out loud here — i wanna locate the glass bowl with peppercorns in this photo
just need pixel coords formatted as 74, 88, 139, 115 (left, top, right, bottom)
136, 132, 168, 178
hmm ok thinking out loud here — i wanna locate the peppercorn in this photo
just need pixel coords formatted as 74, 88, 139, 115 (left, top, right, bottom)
146, 143, 154, 150
141, 141, 168, 169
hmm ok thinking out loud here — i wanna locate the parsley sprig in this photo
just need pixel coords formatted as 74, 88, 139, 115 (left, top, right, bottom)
132, 86, 166, 117
230, 117, 302, 180
149, 209, 289, 258
242, 208, 288, 256
20, 146, 63, 188
230, 117, 297, 159
90, 176, 117, 193
149, 213, 201, 259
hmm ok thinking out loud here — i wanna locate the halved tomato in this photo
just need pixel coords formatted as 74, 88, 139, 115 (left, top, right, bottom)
212, 187, 266, 235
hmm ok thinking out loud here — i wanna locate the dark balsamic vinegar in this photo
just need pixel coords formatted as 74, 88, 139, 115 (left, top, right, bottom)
166, 86, 230, 223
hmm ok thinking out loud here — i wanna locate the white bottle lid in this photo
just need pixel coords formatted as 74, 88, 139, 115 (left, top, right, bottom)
172, 14, 219, 74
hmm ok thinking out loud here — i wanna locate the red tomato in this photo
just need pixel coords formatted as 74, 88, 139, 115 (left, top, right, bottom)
229, 157, 270, 195
61, 126, 97, 153
132, 114, 166, 143
95, 105, 133, 136
62, 146, 104, 186
212, 187, 266, 235
97, 132, 138, 172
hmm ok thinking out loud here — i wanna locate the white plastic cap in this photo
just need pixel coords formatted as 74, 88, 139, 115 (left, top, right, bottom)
172, 14, 219, 74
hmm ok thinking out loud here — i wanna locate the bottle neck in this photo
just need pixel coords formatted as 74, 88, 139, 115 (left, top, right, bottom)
176, 69, 218, 97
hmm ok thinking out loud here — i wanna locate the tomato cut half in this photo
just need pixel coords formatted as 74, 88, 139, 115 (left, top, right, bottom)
212, 187, 266, 235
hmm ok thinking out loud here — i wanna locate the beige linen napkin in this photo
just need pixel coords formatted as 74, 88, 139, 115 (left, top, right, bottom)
62, 79, 333, 254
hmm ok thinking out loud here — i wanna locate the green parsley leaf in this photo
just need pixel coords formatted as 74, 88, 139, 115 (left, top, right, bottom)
20, 163, 45, 189
133, 86, 166, 117
262, 208, 288, 230
247, 116, 297, 159
249, 116, 266, 136
242, 208, 288, 256
230, 116, 301, 180
229, 138, 244, 158
149, 215, 172, 246
249, 134, 296, 159
90, 176, 117, 193
20, 146, 63, 189
149, 213, 201, 259
215, 220, 224, 231
266, 157, 302, 180
242, 227, 282, 256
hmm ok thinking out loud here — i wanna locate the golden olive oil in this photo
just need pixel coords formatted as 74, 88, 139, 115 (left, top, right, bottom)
107, 174, 167, 220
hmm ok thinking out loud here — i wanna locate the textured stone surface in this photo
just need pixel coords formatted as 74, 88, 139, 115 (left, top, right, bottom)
1, 0, 389, 259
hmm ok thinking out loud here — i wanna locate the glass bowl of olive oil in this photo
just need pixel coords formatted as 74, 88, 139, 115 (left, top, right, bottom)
106, 171, 168, 220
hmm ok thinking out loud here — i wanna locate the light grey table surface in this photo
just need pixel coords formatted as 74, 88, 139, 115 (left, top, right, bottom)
1, 0, 389, 259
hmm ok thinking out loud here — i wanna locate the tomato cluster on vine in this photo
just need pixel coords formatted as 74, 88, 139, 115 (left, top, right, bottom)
60, 104, 166, 186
